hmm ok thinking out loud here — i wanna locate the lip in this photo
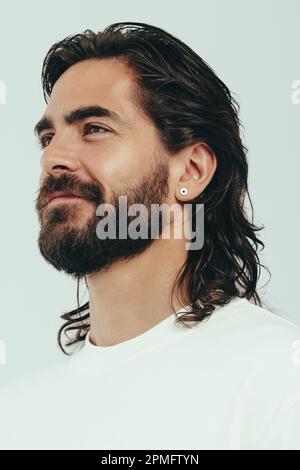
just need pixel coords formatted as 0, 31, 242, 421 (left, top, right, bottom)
47, 191, 83, 204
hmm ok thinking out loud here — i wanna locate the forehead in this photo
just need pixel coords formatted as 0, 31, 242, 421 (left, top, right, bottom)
46, 58, 141, 123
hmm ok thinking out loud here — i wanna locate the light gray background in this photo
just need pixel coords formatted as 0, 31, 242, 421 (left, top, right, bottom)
0, 0, 299, 387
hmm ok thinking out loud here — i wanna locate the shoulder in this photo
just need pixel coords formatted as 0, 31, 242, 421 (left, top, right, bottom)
185, 297, 300, 389
211, 297, 300, 396
0, 357, 72, 404
0, 359, 74, 449
205, 297, 300, 345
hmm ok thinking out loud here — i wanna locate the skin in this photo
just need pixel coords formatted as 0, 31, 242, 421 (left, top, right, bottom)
37, 57, 217, 347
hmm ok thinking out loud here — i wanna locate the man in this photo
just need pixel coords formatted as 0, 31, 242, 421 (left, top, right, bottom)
0, 21, 299, 450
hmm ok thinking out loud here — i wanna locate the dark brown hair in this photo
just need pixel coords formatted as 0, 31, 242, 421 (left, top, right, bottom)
40, 22, 270, 354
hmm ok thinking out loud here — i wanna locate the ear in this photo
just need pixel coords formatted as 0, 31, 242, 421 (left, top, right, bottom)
174, 142, 217, 202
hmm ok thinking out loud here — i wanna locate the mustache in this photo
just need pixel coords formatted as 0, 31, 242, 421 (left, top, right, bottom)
35, 173, 104, 211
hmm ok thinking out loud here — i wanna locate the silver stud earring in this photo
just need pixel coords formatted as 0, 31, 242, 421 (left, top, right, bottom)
180, 187, 188, 196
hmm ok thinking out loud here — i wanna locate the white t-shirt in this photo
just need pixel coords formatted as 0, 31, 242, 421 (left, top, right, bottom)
0, 296, 300, 450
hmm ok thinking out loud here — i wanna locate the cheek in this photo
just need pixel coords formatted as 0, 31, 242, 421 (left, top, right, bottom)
80, 142, 146, 189
39, 171, 47, 187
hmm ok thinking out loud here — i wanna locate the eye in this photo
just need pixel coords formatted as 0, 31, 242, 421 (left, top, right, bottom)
84, 123, 109, 136
38, 134, 53, 149
37, 124, 109, 150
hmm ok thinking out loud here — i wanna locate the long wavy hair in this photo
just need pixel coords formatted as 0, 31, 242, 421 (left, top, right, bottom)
40, 22, 270, 355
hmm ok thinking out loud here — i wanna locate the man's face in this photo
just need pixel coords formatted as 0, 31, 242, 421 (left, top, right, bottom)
35, 58, 170, 277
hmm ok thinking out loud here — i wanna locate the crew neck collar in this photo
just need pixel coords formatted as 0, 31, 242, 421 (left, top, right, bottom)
84, 303, 193, 355
68, 297, 246, 377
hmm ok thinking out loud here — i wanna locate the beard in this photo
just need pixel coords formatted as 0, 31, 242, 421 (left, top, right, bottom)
35, 158, 170, 279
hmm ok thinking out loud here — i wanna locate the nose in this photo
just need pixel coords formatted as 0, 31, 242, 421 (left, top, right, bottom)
40, 134, 81, 177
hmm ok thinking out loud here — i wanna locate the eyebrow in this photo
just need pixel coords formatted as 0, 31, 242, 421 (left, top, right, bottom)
34, 105, 128, 136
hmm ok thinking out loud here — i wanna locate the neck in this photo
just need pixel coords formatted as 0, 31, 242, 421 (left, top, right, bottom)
86, 236, 189, 347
